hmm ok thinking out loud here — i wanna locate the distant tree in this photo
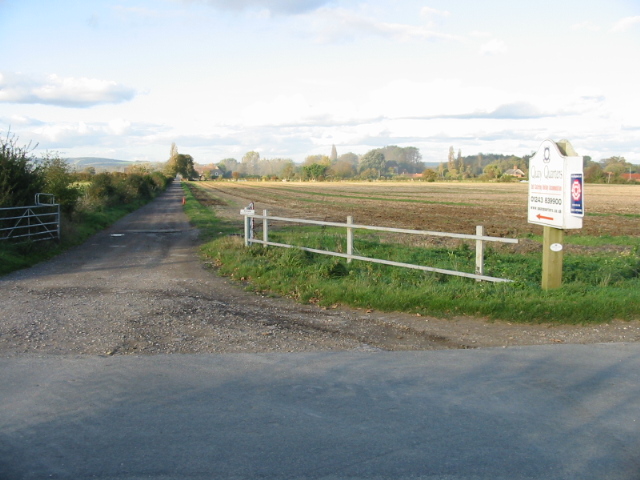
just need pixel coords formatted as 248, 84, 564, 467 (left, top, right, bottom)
330, 145, 338, 162
281, 161, 297, 180
169, 142, 178, 163
338, 152, 359, 166
448, 146, 455, 171
219, 158, 238, 177
328, 159, 356, 179
359, 168, 380, 180
422, 168, 437, 182
483, 164, 501, 179
584, 163, 604, 183
173, 154, 196, 179
600, 156, 630, 176
304, 154, 331, 166
241, 151, 260, 176
302, 163, 327, 180
359, 149, 386, 177
475, 153, 484, 176
422, 168, 438, 182
378, 145, 423, 173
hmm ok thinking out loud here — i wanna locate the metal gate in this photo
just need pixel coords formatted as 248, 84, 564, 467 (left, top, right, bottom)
0, 194, 60, 242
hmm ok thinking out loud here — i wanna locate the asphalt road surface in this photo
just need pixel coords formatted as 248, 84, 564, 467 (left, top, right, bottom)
1, 346, 640, 480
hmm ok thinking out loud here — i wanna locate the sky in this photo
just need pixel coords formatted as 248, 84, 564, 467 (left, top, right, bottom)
1, 0, 640, 165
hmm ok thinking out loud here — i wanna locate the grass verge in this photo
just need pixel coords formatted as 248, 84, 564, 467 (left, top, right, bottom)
187, 185, 640, 324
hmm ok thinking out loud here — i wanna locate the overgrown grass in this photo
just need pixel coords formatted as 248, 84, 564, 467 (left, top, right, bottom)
186, 186, 640, 324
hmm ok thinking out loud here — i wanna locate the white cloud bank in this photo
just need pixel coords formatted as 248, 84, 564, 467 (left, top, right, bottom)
0, 72, 137, 108
612, 16, 640, 32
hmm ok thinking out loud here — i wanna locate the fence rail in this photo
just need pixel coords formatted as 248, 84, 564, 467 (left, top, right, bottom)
0, 194, 60, 242
240, 208, 518, 283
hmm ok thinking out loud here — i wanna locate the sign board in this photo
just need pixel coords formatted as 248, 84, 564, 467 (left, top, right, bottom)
528, 140, 584, 229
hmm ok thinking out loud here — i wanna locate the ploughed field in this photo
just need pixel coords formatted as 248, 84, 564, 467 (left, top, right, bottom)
193, 181, 638, 241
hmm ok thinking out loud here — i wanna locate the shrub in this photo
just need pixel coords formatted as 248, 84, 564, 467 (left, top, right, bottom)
0, 133, 43, 207
38, 153, 81, 215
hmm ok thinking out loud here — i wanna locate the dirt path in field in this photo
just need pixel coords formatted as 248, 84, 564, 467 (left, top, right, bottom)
2, 181, 639, 357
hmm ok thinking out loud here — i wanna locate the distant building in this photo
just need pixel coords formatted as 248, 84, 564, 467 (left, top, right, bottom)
194, 164, 222, 180
622, 173, 640, 182
504, 166, 525, 178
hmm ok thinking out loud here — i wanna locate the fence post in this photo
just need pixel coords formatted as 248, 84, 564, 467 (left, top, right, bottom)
346, 216, 354, 263
56, 203, 61, 241
475, 225, 485, 280
263, 210, 268, 248
244, 214, 250, 246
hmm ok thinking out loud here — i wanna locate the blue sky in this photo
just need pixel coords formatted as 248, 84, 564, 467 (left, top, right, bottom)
1, 0, 639, 164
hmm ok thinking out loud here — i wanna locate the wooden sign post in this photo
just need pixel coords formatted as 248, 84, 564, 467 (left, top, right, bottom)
528, 140, 584, 290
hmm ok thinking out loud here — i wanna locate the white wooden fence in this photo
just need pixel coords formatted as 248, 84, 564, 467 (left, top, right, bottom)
240, 208, 518, 283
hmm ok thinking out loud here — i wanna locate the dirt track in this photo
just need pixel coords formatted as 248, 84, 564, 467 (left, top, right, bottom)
1, 181, 639, 357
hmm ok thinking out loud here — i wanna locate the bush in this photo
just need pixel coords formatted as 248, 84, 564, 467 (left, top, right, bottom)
0, 133, 43, 207
86, 173, 118, 207
38, 154, 81, 215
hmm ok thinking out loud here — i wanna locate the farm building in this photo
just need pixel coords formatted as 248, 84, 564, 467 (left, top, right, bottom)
504, 166, 526, 178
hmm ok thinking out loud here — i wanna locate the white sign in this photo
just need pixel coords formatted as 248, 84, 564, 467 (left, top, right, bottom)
528, 140, 584, 229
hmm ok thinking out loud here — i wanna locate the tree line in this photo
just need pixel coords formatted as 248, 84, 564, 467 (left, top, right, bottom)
178, 142, 638, 184
1, 133, 171, 215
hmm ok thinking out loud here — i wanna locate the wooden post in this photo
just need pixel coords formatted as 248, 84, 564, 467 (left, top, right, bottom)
475, 225, 485, 280
263, 209, 268, 248
346, 216, 354, 263
542, 226, 564, 289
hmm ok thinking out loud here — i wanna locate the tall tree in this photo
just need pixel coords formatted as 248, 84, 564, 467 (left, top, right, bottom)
172, 154, 196, 179
330, 145, 338, 162
169, 142, 178, 163
241, 151, 260, 176
448, 146, 455, 171
359, 149, 386, 177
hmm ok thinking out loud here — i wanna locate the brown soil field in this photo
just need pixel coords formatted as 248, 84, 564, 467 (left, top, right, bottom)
192, 181, 638, 252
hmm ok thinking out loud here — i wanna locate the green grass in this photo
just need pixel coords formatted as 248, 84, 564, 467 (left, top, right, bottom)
186, 186, 640, 324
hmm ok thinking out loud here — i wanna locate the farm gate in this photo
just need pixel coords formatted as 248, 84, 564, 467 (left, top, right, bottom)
0, 194, 60, 243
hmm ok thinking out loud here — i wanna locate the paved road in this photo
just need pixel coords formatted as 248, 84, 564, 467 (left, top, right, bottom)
2, 344, 640, 479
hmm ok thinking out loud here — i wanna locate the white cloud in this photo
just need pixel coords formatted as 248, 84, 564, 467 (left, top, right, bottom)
612, 16, 640, 32
479, 38, 507, 55
571, 21, 601, 32
0, 72, 136, 108
304, 7, 461, 43
188, 0, 330, 14
420, 7, 450, 19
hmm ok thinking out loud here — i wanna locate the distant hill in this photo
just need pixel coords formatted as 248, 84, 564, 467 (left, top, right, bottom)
65, 157, 161, 172
66, 157, 136, 170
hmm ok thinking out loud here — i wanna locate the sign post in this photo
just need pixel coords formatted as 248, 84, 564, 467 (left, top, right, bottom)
527, 139, 584, 289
